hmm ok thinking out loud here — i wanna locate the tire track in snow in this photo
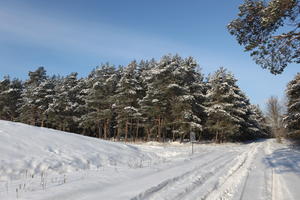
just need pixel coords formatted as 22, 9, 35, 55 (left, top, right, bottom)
264, 139, 274, 200
237, 165, 250, 200
131, 151, 237, 200
232, 141, 271, 200
40, 149, 219, 200
271, 168, 279, 200
201, 142, 262, 200
171, 152, 237, 200
265, 140, 295, 200
271, 170, 295, 200
236, 142, 269, 200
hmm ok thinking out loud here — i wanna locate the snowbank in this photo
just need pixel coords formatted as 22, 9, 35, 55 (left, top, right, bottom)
0, 120, 158, 181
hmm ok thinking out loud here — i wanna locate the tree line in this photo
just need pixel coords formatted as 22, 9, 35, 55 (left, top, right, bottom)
0, 55, 272, 142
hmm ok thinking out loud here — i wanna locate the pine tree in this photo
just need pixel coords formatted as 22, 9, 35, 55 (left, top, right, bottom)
115, 61, 142, 142
35, 77, 56, 127
46, 76, 63, 129
19, 67, 47, 125
139, 55, 177, 141
0, 77, 11, 120
206, 68, 239, 142
82, 64, 120, 139
74, 77, 90, 134
284, 73, 300, 137
248, 104, 270, 137
228, 0, 299, 74
164, 56, 205, 141
174, 57, 206, 141
47, 73, 83, 132
139, 55, 206, 142
205, 67, 258, 142
138, 59, 157, 141
0, 77, 23, 121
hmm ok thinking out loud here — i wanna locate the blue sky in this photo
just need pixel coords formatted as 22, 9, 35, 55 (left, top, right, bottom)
0, 0, 299, 108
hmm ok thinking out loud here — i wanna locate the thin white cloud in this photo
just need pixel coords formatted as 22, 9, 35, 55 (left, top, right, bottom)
0, 4, 201, 61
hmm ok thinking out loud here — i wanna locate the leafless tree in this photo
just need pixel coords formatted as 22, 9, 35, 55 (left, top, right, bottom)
265, 96, 286, 142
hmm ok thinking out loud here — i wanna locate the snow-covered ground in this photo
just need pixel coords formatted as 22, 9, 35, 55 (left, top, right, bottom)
0, 120, 300, 200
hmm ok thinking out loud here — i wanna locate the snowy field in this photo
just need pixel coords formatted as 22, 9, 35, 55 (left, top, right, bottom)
0, 120, 300, 200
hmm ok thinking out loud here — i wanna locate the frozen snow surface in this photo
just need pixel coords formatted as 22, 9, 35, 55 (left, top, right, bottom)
0, 120, 300, 200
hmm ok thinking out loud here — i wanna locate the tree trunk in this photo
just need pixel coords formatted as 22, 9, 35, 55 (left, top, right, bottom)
63, 123, 66, 132
34, 110, 38, 126
41, 119, 44, 127
125, 121, 128, 142
98, 121, 102, 138
147, 127, 151, 141
157, 117, 161, 142
161, 119, 165, 143
172, 127, 175, 142
113, 127, 116, 141
215, 131, 219, 143
31, 115, 35, 126
116, 127, 121, 141
130, 119, 133, 142
103, 121, 107, 140
135, 120, 139, 142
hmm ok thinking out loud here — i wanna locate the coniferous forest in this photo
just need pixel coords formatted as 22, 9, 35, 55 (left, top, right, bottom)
2, 1, 300, 199
0, 55, 276, 143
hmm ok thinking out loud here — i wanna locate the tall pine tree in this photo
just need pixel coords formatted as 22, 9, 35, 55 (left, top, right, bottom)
284, 73, 300, 137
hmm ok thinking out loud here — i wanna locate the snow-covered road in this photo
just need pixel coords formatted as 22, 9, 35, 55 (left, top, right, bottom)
0, 121, 300, 200
101, 140, 300, 200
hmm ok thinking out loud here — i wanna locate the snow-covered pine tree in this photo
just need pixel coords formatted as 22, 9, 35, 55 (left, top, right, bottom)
82, 64, 120, 139
19, 67, 48, 126
0, 76, 11, 120
74, 77, 90, 134
34, 77, 56, 127
0, 77, 23, 121
139, 55, 176, 142
115, 61, 142, 142
139, 55, 206, 142
45, 75, 63, 129
174, 56, 206, 141
284, 73, 300, 137
206, 68, 240, 142
205, 67, 258, 142
248, 104, 270, 138
165, 56, 205, 142
47, 73, 83, 132
10, 79, 23, 121
137, 59, 157, 141
232, 90, 259, 140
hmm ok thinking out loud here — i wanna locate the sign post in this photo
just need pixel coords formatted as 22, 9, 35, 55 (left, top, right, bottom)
190, 131, 196, 154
